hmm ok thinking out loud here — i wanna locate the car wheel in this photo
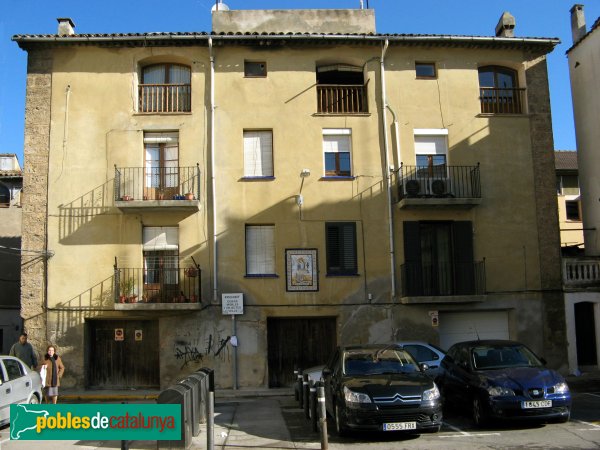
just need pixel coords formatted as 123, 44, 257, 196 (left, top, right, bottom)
334, 403, 347, 436
29, 395, 40, 404
472, 396, 487, 427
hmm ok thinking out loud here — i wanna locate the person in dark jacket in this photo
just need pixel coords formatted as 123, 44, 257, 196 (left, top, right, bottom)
39, 345, 65, 404
9, 333, 37, 369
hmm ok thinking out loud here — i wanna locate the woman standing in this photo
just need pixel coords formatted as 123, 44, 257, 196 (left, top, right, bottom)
40, 345, 65, 404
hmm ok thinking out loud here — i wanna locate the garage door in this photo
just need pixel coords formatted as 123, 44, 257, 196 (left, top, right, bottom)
439, 311, 509, 350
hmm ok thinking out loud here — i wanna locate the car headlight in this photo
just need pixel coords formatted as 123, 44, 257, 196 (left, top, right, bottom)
553, 382, 570, 394
422, 384, 440, 401
487, 386, 516, 397
343, 386, 371, 404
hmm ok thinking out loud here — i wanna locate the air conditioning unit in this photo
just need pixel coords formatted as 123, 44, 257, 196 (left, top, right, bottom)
401, 179, 451, 197
403, 179, 425, 197
429, 178, 451, 196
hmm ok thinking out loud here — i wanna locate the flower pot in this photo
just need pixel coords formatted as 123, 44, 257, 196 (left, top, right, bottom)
119, 295, 127, 304
185, 193, 194, 200
121, 195, 133, 201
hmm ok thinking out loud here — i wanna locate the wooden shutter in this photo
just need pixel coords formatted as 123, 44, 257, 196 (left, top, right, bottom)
325, 223, 357, 275
452, 221, 475, 294
403, 221, 423, 296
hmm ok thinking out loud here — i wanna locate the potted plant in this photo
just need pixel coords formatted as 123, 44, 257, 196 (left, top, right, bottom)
119, 277, 135, 303
184, 192, 194, 200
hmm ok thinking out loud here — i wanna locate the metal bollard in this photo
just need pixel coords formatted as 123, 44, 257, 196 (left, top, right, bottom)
207, 370, 215, 450
294, 370, 299, 400
318, 386, 328, 450
297, 370, 304, 408
303, 374, 310, 419
310, 385, 318, 432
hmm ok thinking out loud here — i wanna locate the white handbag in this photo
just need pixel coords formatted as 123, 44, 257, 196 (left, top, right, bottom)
40, 365, 47, 388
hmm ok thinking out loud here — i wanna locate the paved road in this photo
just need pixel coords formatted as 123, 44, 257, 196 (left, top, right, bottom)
2, 391, 599, 449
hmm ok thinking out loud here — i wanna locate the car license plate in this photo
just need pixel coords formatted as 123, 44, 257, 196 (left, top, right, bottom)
383, 422, 417, 431
521, 400, 552, 409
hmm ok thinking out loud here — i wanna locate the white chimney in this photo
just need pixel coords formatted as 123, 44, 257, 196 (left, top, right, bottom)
570, 4, 586, 44
57, 18, 75, 36
495, 12, 516, 38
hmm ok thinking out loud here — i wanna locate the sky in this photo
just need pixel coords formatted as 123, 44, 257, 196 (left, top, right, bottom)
1, 0, 599, 167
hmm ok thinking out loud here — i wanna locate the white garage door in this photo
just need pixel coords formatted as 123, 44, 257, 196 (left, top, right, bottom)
439, 311, 509, 350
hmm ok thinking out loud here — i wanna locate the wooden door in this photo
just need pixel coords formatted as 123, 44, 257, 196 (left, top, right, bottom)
267, 317, 336, 388
575, 302, 598, 366
86, 320, 159, 389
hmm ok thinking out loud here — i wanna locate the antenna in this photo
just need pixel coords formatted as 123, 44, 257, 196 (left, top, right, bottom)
473, 324, 481, 341
212, 0, 229, 11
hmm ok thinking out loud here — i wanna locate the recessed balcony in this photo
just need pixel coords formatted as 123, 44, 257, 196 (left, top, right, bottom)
114, 165, 200, 213
562, 257, 600, 289
395, 164, 482, 209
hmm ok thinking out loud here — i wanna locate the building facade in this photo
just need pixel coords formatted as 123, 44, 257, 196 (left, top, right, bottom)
14, 8, 567, 389
555, 150, 583, 253
0, 154, 23, 353
564, 4, 600, 373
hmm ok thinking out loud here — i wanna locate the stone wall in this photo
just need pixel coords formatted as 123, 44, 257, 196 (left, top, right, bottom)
20, 48, 52, 356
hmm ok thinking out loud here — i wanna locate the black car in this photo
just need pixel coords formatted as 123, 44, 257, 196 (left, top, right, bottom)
436, 340, 571, 426
322, 344, 443, 435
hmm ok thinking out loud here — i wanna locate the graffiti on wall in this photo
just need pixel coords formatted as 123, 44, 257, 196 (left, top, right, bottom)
174, 328, 231, 369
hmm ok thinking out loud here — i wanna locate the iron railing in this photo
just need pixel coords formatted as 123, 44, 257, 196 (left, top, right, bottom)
395, 164, 481, 200
114, 264, 201, 304
317, 84, 368, 114
138, 84, 191, 113
479, 87, 525, 114
114, 165, 200, 202
401, 261, 486, 297
562, 257, 600, 288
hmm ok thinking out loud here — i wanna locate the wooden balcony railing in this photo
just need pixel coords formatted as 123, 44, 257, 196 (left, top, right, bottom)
114, 165, 200, 202
401, 261, 486, 297
114, 263, 201, 304
317, 84, 368, 114
139, 84, 191, 113
479, 87, 525, 114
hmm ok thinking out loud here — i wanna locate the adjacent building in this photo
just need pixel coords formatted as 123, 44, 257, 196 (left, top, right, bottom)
555, 150, 583, 253
0, 154, 23, 353
564, 4, 600, 373
13, 7, 567, 389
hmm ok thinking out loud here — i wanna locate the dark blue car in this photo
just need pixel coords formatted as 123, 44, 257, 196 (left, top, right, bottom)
436, 340, 571, 426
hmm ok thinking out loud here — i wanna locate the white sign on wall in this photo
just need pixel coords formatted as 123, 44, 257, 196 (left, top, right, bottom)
222, 293, 244, 315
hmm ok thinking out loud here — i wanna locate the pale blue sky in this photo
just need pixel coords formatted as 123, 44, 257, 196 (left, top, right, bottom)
2, 0, 599, 166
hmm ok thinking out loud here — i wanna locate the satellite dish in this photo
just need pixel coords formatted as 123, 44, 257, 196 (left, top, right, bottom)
211, 1, 230, 11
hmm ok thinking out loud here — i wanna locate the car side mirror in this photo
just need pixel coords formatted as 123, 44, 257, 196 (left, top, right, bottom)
322, 367, 332, 377
419, 363, 430, 372
460, 360, 470, 371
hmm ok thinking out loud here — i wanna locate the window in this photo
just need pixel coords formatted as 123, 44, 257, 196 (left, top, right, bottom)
3, 359, 24, 380
557, 175, 580, 196
0, 184, 9, 207
323, 129, 352, 177
243, 130, 274, 177
143, 227, 179, 303
478, 65, 522, 114
244, 61, 267, 77
316, 64, 367, 113
403, 221, 479, 296
416, 62, 436, 79
325, 222, 358, 276
413, 131, 449, 195
246, 225, 276, 276
144, 132, 179, 200
139, 63, 191, 113
566, 200, 581, 221
0, 157, 13, 171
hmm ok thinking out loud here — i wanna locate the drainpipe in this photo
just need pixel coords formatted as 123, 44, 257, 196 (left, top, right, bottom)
209, 38, 218, 303
380, 39, 396, 300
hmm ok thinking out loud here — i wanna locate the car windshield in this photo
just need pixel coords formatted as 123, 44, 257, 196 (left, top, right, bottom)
343, 348, 419, 376
471, 344, 543, 370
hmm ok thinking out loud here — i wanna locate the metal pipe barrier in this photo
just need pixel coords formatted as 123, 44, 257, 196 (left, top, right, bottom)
318, 385, 328, 450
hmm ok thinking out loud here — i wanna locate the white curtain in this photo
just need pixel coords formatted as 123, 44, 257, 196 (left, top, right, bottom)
246, 225, 275, 274
244, 131, 273, 177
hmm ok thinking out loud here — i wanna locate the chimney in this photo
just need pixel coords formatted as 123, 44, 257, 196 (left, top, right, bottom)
57, 18, 75, 36
571, 4, 586, 44
495, 12, 516, 38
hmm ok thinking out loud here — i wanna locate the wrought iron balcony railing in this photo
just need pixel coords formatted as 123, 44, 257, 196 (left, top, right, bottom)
138, 83, 191, 113
114, 264, 201, 304
114, 165, 200, 202
317, 84, 368, 114
401, 261, 486, 297
395, 164, 481, 200
479, 87, 525, 114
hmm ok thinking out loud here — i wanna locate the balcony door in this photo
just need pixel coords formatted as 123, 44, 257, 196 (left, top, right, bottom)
144, 132, 179, 200
143, 227, 179, 303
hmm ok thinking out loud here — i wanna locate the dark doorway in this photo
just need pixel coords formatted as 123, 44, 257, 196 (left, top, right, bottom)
267, 317, 336, 388
86, 319, 160, 389
575, 302, 598, 366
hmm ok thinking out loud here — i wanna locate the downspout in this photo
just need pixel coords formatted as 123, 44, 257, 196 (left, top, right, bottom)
380, 39, 397, 299
209, 37, 218, 302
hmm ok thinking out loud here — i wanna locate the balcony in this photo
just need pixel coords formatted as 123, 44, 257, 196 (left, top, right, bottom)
400, 261, 486, 303
138, 84, 191, 113
317, 84, 368, 114
114, 165, 200, 213
479, 87, 525, 115
395, 164, 482, 209
562, 257, 600, 289
114, 264, 202, 310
